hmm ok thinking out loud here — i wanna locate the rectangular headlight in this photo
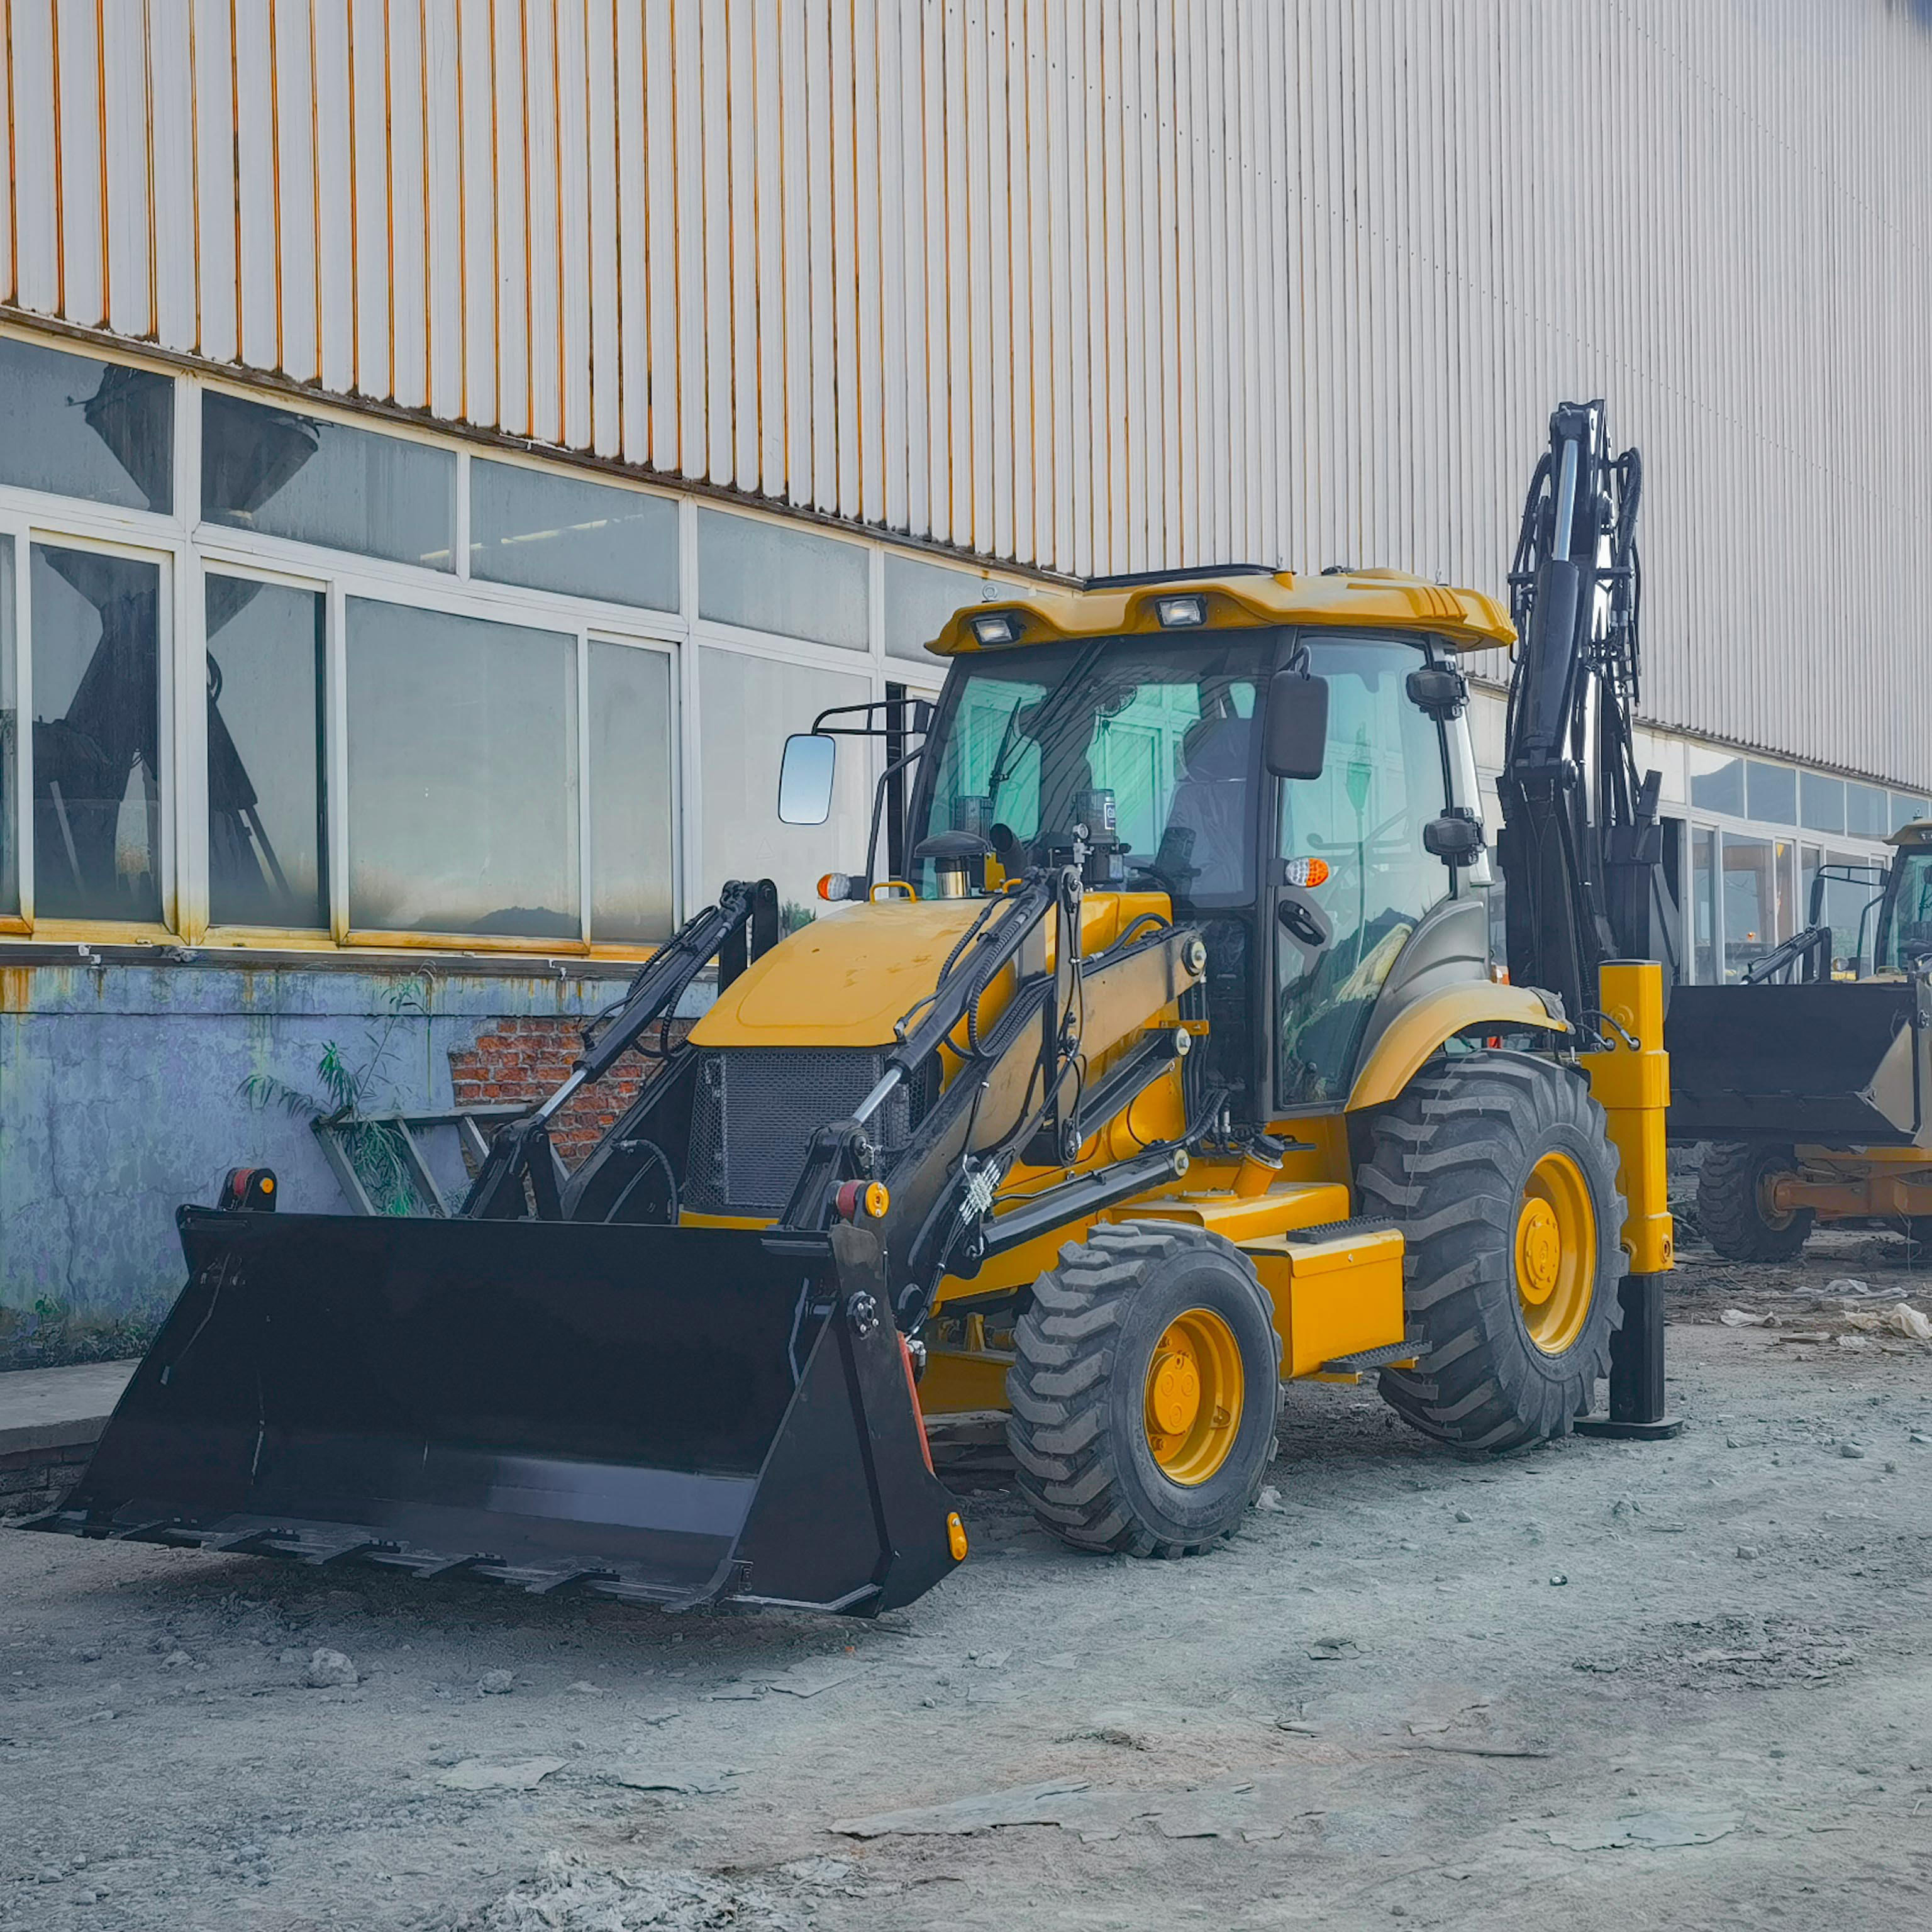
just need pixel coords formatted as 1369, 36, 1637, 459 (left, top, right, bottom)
970, 611, 1019, 647
1154, 594, 1206, 628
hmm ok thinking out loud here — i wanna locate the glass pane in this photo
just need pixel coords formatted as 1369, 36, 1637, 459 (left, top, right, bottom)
0, 538, 14, 914
919, 633, 1271, 904
0, 336, 173, 512
589, 641, 676, 943
1891, 792, 1929, 831
1799, 844, 1821, 933
470, 460, 679, 609
30, 545, 164, 922
1825, 852, 1884, 975
1275, 636, 1448, 1104
347, 599, 577, 937
882, 552, 1011, 663
1720, 833, 1775, 980
1746, 760, 1796, 826
696, 509, 869, 649
1774, 837, 1796, 944
1691, 826, 1718, 983
1688, 748, 1744, 816
698, 648, 871, 918
1799, 770, 1845, 835
203, 392, 455, 570
1846, 781, 1889, 838
206, 577, 328, 928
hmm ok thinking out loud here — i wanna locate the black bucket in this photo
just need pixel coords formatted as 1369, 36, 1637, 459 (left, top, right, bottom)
29, 1210, 962, 1615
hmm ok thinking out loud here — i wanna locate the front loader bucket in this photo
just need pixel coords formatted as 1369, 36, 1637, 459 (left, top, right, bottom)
28, 1211, 962, 1615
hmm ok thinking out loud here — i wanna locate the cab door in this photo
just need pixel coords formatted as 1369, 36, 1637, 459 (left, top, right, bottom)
1269, 634, 1453, 1109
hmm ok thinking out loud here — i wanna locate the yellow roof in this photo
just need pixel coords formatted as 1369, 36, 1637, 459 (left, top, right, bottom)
926, 568, 1515, 657
1885, 819, 1932, 847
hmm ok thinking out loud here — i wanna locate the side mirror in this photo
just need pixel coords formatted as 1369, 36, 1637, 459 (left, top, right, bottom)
1262, 669, 1330, 780
777, 733, 836, 825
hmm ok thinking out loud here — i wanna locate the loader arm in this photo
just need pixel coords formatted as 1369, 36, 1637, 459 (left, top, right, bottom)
773, 865, 1209, 1324
461, 877, 779, 1219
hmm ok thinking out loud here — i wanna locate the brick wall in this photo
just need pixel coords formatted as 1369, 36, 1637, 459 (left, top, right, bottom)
449, 1016, 688, 1168
0, 1439, 92, 1518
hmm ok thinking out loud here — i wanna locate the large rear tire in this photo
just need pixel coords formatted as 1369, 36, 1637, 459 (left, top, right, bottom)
1359, 1051, 1624, 1453
1007, 1223, 1281, 1557
1697, 1141, 1812, 1261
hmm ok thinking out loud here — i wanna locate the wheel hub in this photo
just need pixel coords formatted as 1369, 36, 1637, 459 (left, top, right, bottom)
1513, 1150, 1598, 1355
1147, 1347, 1202, 1436
1142, 1309, 1245, 1485
1515, 1198, 1561, 1304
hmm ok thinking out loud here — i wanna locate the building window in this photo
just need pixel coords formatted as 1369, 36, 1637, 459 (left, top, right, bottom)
203, 392, 456, 571
1846, 781, 1890, 839
206, 576, 328, 929
698, 647, 871, 916
345, 599, 578, 939
31, 543, 165, 923
1799, 771, 1845, 835
0, 335, 174, 514
0, 538, 16, 916
470, 460, 679, 611
1746, 759, 1796, 826
587, 641, 677, 943
697, 509, 870, 650
882, 552, 1009, 663
1690, 825, 1718, 982
1894, 792, 1930, 830
1688, 748, 1745, 816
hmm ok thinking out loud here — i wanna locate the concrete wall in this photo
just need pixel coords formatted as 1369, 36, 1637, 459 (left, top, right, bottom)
0, 958, 637, 1318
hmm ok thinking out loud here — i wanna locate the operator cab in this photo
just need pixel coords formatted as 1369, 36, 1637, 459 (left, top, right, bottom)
779, 597, 1496, 1123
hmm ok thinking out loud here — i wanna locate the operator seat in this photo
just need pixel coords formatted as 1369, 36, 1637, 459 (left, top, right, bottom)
1159, 713, 1255, 900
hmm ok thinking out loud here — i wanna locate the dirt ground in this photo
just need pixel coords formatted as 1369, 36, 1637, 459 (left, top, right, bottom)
6, 1223, 1932, 1932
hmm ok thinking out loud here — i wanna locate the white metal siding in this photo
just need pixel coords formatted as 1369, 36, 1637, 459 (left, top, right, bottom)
3, 0, 1930, 784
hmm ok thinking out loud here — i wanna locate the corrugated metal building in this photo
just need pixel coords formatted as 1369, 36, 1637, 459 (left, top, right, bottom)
3, 0, 1930, 1316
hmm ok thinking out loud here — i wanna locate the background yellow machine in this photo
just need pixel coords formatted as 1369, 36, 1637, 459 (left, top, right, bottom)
1675, 820, 1932, 1260
30, 403, 1678, 1613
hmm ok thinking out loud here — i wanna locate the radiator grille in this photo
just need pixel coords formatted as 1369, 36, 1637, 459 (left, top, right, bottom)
685, 1049, 921, 1217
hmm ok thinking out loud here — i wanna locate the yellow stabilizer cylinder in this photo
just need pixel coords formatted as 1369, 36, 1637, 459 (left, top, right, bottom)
1580, 960, 1674, 1275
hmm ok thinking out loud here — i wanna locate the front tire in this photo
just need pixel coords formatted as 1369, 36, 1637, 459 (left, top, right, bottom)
1007, 1223, 1281, 1557
1359, 1051, 1625, 1453
1697, 1141, 1812, 1261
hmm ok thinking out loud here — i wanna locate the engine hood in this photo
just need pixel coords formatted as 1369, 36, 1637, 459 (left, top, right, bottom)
691, 901, 987, 1050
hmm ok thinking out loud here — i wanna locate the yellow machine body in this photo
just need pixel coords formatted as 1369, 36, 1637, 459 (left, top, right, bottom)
684, 548, 1672, 1424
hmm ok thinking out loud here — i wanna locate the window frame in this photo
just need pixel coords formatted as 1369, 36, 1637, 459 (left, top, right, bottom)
0, 509, 182, 939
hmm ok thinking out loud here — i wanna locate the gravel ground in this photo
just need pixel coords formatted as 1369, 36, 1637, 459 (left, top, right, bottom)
5, 1224, 1932, 1931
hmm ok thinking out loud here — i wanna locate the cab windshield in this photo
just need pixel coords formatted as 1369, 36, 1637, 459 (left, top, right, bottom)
915, 633, 1275, 906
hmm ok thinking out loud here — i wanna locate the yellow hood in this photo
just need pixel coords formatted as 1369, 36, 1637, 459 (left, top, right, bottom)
692, 901, 986, 1049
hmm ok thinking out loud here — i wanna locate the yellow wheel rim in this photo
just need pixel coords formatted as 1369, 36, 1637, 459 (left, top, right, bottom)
1514, 1150, 1597, 1355
1143, 1307, 1244, 1485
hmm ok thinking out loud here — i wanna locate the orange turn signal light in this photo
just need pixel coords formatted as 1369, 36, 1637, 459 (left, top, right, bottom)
946, 1511, 969, 1562
818, 872, 853, 901
1282, 857, 1330, 889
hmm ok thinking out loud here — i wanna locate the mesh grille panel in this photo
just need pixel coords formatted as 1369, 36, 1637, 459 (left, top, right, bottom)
686, 1049, 917, 1216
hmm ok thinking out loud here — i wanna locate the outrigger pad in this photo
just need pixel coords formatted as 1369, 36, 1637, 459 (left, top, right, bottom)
29, 1211, 962, 1615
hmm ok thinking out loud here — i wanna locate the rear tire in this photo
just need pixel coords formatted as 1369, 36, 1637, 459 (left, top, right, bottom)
1360, 1051, 1624, 1453
1007, 1223, 1281, 1557
1697, 1141, 1812, 1261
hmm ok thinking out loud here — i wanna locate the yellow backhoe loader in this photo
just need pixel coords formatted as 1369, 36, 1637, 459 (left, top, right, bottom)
28, 404, 1677, 1614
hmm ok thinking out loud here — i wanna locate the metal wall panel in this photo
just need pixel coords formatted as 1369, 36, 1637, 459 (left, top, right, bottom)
3, 0, 1929, 783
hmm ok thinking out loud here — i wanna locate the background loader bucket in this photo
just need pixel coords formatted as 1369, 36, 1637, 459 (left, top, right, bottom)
31, 1211, 962, 1615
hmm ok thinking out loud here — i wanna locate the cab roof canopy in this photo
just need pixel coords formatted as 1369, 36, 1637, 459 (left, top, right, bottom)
928, 566, 1515, 658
